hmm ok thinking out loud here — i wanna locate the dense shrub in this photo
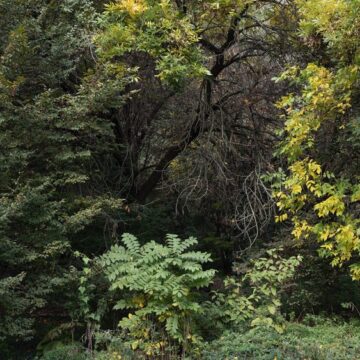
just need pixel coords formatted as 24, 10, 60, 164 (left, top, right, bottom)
202, 317, 360, 360
82, 233, 215, 358
40, 344, 87, 360
49, 317, 360, 359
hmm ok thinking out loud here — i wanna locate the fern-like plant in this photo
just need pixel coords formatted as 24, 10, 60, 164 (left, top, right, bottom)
99, 233, 215, 357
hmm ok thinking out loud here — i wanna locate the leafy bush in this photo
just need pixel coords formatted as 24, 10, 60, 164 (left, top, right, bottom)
202, 317, 360, 360
98, 233, 215, 357
209, 248, 302, 333
40, 344, 87, 360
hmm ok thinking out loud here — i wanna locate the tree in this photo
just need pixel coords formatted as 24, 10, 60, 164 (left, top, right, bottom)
0, 0, 129, 345
274, 0, 360, 279
94, 0, 299, 249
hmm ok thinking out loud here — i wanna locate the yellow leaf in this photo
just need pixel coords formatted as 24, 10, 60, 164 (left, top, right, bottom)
291, 184, 302, 195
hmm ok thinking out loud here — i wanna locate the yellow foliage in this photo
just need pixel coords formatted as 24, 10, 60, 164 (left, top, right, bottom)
275, 213, 288, 223
350, 264, 360, 281
321, 242, 333, 251
106, 0, 148, 17
274, 0, 360, 281
319, 227, 332, 241
291, 184, 302, 195
292, 219, 311, 240
314, 195, 345, 218
308, 160, 321, 177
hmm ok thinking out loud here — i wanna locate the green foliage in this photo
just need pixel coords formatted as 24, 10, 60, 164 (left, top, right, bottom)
297, 0, 360, 62
1, 0, 360, 357
40, 344, 87, 360
96, 0, 209, 88
92, 330, 142, 360
76, 253, 110, 353
96, 0, 282, 89
211, 248, 301, 333
279, 245, 360, 318
0, 0, 129, 346
99, 233, 215, 356
0, 273, 33, 341
202, 316, 360, 360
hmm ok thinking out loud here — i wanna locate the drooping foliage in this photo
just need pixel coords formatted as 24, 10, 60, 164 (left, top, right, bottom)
275, 0, 360, 279
93, 0, 296, 248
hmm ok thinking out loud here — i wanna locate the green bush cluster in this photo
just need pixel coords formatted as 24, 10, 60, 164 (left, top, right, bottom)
202, 317, 360, 360
40, 344, 87, 360
39, 317, 360, 360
